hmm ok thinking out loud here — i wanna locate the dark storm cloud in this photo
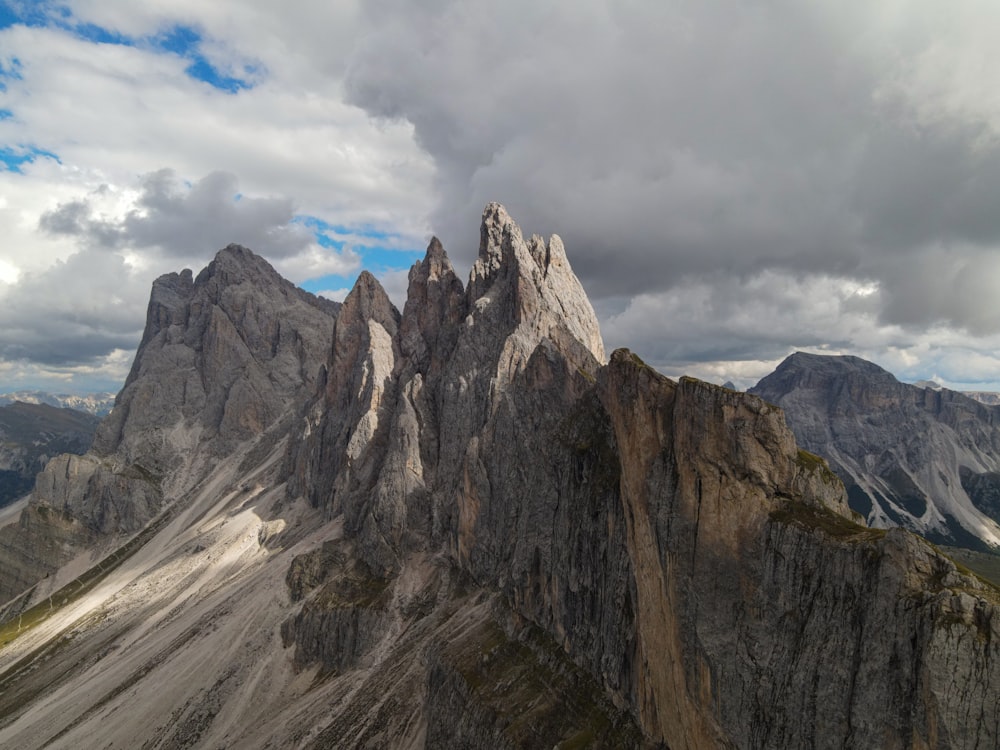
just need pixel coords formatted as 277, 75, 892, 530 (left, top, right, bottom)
344, 0, 1000, 336
39, 169, 315, 262
0, 250, 142, 365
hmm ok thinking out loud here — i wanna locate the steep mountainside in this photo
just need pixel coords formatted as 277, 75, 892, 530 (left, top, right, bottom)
0, 244, 338, 604
0, 209, 998, 749
750, 352, 1000, 550
0, 402, 100, 507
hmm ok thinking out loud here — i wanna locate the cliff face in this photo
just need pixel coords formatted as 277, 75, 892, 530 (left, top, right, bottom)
280, 206, 1000, 748
0, 210, 998, 749
750, 352, 1000, 549
94, 244, 340, 475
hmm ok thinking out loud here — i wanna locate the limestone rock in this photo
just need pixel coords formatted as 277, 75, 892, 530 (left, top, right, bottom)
750, 351, 1000, 548
0, 401, 100, 507
96, 244, 338, 473
0, 244, 337, 607
2, 208, 1000, 750
276, 207, 1000, 747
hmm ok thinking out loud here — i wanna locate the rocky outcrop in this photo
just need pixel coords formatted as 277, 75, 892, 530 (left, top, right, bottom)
95, 244, 339, 476
750, 352, 1000, 549
0, 245, 337, 606
0, 401, 100, 507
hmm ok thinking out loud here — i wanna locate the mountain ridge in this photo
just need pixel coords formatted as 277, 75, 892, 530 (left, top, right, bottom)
750, 350, 1000, 550
0, 209, 997, 748
0, 401, 100, 508
0, 392, 116, 416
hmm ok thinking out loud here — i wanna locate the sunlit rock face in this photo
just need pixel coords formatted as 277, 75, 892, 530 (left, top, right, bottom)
0, 209, 998, 750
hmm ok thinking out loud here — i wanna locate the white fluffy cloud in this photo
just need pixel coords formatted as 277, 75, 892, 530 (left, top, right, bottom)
3, 0, 1000, 392
0, 3, 432, 390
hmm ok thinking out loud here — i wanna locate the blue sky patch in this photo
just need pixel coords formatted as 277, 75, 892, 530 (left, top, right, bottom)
0, 4, 17, 30
72, 21, 132, 47
296, 215, 426, 297
152, 24, 257, 93
0, 144, 60, 172
0, 1, 61, 31
0, 56, 23, 83
299, 273, 354, 297
0, 6, 258, 93
296, 215, 414, 246
155, 24, 200, 57
182, 57, 252, 94
0, 109, 12, 119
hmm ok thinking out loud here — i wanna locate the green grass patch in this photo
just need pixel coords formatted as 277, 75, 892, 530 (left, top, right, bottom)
770, 501, 886, 542
938, 545, 1000, 590
795, 449, 840, 486
0, 508, 172, 649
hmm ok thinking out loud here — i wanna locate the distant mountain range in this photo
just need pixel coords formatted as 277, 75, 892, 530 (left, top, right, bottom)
966, 391, 1000, 406
751, 352, 1000, 551
0, 391, 116, 416
912, 379, 1000, 406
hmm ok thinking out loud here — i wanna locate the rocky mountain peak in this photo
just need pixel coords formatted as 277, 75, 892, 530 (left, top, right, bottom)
135, 268, 194, 355
770, 350, 897, 382
400, 237, 465, 368
6, 215, 1000, 749
98, 245, 337, 461
466, 203, 605, 370
324, 269, 400, 406
752, 351, 1000, 549
338, 270, 399, 335
195, 243, 281, 287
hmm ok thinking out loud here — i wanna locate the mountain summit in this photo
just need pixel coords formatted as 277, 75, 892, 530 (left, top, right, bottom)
0, 210, 998, 748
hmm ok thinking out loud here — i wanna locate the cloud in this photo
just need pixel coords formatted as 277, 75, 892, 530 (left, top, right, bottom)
39, 169, 332, 262
0, 167, 362, 391
0, 15, 433, 233
4, 0, 1000, 395
343, 0, 1000, 343
0, 249, 142, 366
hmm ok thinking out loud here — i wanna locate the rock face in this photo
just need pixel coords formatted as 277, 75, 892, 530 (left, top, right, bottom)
0, 402, 100, 507
94, 243, 339, 477
750, 352, 1000, 549
0, 245, 337, 604
1, 210, 999, 749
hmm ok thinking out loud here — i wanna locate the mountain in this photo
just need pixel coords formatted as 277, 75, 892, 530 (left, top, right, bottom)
0, 244, 338, 604
0, 402, 101, 507
0, 209, 998, 749
0, 391, 116, 416
750, 352, 1000, 550
966, 391, 1000, 407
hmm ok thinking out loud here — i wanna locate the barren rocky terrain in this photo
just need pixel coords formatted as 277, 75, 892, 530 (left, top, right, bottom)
0, 206, 997, 748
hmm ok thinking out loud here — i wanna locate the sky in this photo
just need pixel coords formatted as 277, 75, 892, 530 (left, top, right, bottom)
3, 1, 1000, 394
